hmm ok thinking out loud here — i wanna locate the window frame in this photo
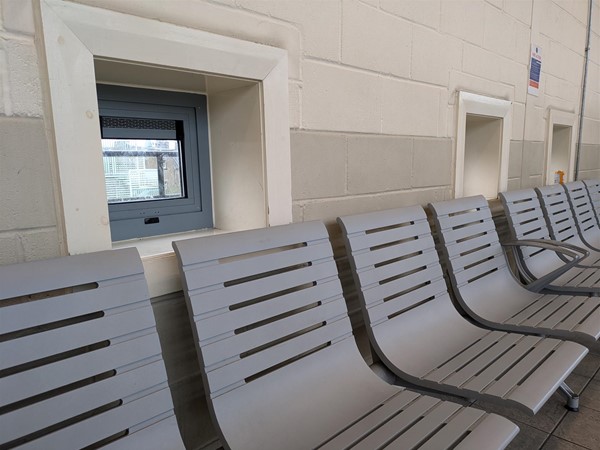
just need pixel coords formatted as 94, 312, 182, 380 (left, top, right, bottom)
97, 85, 213, 240
38, 0, 292, 289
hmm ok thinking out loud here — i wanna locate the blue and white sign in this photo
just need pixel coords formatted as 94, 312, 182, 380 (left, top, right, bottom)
528, 45, 542, 96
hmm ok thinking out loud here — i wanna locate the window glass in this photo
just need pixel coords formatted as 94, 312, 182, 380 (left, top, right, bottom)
102, 138, 185, 203
97, 85, 212, 241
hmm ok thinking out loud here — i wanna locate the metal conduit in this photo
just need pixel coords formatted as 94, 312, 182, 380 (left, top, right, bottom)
575, 0, 594, 180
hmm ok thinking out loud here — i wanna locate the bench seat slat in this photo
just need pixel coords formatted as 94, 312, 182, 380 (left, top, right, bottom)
418, 407, 486, 450
485, 337, 563, 398
1, 359, 168, 443
194, 279, 341, 341
0, 249, 142, 301
1, 278, 148, 335
1, 332, 162, 406
18, 387, 175, 450
350, 235, 432, 268
2, 304, 156, 370
461, 335, 545, 392
385, 401, 465, 450
189, 261, 339, 313
206, 317, 351, 395
351, 395, 445, 450
442, 334, 525, 387
201, 297, 348, 366
356, 250, 439, 287
182, 241, 332, 290
317, 390, 421, 450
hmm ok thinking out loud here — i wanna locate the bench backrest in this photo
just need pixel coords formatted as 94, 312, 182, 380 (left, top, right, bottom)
564, 181, 599, 241
173, 221, 351, 399
339, 206, 456, 344
339, 205, 446, 328
536, 184, 582, 245
428, 196, 539, 321
338, 205, 494, 378
173, 221, 383, 449
0, 248, 183, 449
500, 188, 552, 260
429, 195, 508, 289
583, 179, 600, 226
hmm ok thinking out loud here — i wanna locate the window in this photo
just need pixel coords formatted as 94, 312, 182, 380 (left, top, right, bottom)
39, 0, 291, 261
97, 85, 212, 240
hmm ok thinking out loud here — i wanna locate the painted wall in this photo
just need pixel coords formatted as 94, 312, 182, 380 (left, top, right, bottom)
1, 1, 599, 448
0, 0, 62, 264
0, 0, 598, 262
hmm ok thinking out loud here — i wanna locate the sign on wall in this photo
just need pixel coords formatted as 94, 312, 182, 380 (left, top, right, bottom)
528, 45, 542, 96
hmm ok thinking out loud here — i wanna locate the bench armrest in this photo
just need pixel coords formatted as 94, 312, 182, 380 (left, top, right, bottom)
502, 239, 589, 293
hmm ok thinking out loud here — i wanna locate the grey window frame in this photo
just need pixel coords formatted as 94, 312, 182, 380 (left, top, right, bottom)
97, 84, 212, 241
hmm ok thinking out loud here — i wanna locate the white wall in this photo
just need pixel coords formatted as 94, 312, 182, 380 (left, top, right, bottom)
0, 1, 597, 262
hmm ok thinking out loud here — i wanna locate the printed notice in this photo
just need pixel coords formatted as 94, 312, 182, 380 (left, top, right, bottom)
528, 45, 542, 96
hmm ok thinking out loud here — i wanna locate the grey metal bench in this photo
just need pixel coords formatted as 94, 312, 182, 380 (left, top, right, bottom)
500, 188, 600, 296
430, 196, 600, 407
338, 206, 587, 415
173, 221, 519, 450
0, 248, 184, 450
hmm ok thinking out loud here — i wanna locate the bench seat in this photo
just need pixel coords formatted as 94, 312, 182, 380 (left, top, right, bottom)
173, 221, 519, 450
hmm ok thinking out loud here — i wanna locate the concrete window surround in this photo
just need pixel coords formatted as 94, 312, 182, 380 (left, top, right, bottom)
545, 109, 577, 185
37, 0, 292, 296
455, 91, 512, 199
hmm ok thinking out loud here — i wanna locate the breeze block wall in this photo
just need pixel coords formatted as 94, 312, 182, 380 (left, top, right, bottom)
0, 0, 61, 264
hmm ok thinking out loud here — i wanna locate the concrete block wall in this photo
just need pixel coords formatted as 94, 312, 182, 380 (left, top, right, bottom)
67, 0, 596, 224
0, 0, 61, 265
0, 0, 595, 260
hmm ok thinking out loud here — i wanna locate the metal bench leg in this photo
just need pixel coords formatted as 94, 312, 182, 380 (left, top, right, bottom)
558, 382, 580, 412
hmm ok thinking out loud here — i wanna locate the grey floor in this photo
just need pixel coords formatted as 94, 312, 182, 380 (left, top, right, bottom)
474, 352, 600, 450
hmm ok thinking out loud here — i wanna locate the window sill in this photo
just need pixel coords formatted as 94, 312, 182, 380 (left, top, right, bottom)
113, 228, 228, 297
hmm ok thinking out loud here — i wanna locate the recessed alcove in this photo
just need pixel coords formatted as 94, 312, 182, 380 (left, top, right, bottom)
545, 109, 577, 184
455, 92, 512, 199
463, 114, 503, 198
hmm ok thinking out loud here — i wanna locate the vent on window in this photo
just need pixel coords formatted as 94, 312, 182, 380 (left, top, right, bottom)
100, 117, 176, 131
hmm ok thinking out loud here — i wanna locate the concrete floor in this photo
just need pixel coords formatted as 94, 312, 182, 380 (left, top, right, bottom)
474, 352, 600, 450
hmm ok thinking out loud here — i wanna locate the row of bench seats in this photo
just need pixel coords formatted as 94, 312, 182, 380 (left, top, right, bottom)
3, 180, 600, 449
